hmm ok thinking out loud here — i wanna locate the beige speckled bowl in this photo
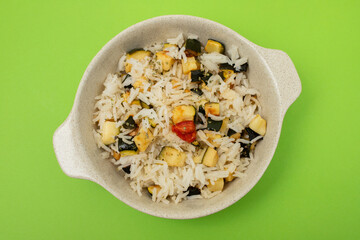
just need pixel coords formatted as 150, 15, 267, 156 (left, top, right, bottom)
53, 15, 301, 219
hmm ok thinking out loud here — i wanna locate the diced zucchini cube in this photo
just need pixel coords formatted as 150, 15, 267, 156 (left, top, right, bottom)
202, 147, 219, 167
156, 51, 175, 71
133, 128, 154, 152
172, 105, 196, 124
101, 121, 120, 145
182, 57, 200, 74
205, 39, 225, 54
249, 114, 267, 136
204, 102, 220, 116
159, 147, 187, 167
207, 178, 224, 192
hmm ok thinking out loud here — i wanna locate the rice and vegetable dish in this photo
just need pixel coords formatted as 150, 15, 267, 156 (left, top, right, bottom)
93, 34, 267, 203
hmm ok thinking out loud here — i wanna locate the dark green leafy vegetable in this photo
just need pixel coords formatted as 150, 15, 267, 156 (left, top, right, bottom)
185, 39, 201, 56
122, 166, 131, 174
206, 118, 223, 132
198, 106, 205, 115
201, 72, 212, 84
196, 106, 205, 125
190, 70, 203, 82
123, 116, 137, 129
118, 138, 138, 152
122, 74, 133, 89
240, 143, 250, 158
186, 186, 201, 196
191, 88, 203, 96
219, 63, 235, 71
240, 62, 248, 72
245, 127, 259, 141
227, 128, 237, 137
140, 100, 152, 109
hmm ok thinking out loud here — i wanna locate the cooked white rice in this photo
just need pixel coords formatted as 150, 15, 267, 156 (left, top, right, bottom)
93, 33, 263, 204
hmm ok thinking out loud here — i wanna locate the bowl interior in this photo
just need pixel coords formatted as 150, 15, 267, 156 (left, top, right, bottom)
70, 15, 281, 219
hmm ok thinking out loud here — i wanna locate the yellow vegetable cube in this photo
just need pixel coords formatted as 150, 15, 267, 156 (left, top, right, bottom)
181, 57, 200, 74
133, 128, 154, 152
101, 121, 120, 145
156, 51, 175, 71
249, 114, 267, 136
202, 147, 219, 167
207, 178, 224, 192
205, 133, 222, 147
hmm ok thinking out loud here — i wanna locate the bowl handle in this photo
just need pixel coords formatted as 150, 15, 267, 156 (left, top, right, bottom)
256, 46, 302, 116
53, 115, 94, 180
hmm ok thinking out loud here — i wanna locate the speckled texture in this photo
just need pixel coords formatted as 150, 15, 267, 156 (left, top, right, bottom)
53, 15, 301, 219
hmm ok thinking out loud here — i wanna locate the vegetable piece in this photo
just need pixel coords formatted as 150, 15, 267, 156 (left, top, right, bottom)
198, 105, 206, 115
172, 105, 196, 124
112, 151, 121, 160
240, 143, 251, 158
125, 49, 152, 73
193, 147, 207, 164
120, 150, 138, 156
207, 178, 224, 192
156, 51, 175, 71
225, 172, 235, 182
159, 147, 187, 167
176, 131, 197, 143
204, 102, 220, 116
172, 121, 197, 143
206, 118, 223, 132
163, 43, 177, 49
249, 114, 267, 136
191, 88, 203, 96
182, 57, 200, 74
227, 128, 236, 137
205, 132, 222, 147
148, 185, 161, 195
219, 63, 235, 71
101, 121, 120, 145
122, 74, 133, 89
195, 106, 205, 125
204, 39, 225, 54
239, 62, 248, 72
122, 165, 131, 174
128, 128, 139, 137
190, 70, 203, 83
122, 91, 130, 102
140, 100, 152, 109
202, 147, 219, 167
200, 82, 211, 92
219, 118, 229, 135
146, 118, 157, 128
191, 141, 200, 147
131, 100, 141, 106
133, 76, 148, 92
201, 72, 212, 84
118, 138, 138, 152
122, 116, 137, 130
227, 128, 241, 140
184, 39, 201, 56
245, 127, 260, 141
172, 121, 196, 134
186, 186, 201, 196
219, 63, 235, 81
133, 128, 154, 152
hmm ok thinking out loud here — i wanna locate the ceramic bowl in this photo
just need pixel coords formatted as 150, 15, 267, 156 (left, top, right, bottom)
53, 15, 301, 219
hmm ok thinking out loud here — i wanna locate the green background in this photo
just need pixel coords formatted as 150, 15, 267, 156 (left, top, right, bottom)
1, 0, 359, 239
